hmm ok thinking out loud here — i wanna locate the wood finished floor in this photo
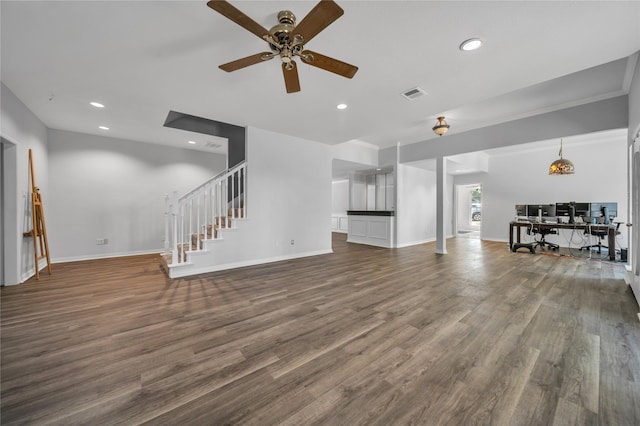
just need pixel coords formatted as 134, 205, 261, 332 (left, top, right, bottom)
1, 234, 639, 425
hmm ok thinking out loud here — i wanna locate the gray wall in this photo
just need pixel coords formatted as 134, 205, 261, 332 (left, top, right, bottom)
0, 82, 48, 284
629, 55, 640, 144
47, 129, 226, 262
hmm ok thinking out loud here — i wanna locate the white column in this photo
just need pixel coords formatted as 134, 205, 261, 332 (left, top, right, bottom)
436, 155, 447, 254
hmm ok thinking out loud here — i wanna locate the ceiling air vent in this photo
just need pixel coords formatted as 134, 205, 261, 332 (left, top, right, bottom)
401, 86, 427, 101
205, 141, 222, 149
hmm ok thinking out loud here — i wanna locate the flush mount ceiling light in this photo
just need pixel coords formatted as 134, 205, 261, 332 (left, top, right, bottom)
432, 116, 450, 136
90, 101, 105, 108
548, 139, 575, 175
459, 38, 483, 51
188, 140, 197, 144
98, 125, 109, 130
336, 103, 347, 110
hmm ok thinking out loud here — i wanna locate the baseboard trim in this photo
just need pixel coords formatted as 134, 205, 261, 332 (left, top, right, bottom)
396, 238, 435, 248
169, 249, 333, 279
51, 249, 163, 264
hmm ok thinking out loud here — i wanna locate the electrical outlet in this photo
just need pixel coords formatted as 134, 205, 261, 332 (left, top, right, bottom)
96, 238, 108, 245
290, 239, 295, 245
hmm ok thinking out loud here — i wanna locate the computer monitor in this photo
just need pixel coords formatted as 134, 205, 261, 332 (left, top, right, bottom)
526, 204, 556, 217
574, 202, 590, 218
556, 202, 587, 223
602, 202, 617, 219
556, 202, 571, 216
515, 204, 527, 216
590, 202, 618, 224
540, 204, 556, 217
526, 205, 540, 217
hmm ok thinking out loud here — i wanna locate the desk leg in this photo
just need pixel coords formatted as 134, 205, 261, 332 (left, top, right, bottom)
608, 228, 615, 261
509, 224, 514, 249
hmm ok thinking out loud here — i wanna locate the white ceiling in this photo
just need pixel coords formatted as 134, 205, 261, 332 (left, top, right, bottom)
2, 1, 640, 158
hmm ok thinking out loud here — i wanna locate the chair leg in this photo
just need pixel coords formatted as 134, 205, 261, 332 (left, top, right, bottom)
537, 236, 559, 251
580, 241, 607, 253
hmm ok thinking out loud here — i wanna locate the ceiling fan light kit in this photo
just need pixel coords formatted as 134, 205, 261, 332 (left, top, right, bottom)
207, 0, 359, 93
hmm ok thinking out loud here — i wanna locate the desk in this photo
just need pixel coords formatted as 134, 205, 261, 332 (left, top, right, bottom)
509, 221, 617, 261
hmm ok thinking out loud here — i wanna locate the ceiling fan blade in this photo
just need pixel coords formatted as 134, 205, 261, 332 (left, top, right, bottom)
293, 0, 344, 44
207, 0, 270, 40
282, 62, 301, 93
219, 52, 274, 72
301, 50, 358, 78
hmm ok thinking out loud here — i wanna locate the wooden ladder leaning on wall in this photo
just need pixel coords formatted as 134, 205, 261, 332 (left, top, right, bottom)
24, 149, 52, 279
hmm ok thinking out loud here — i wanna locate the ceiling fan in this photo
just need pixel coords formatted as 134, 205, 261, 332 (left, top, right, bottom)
206, 0, 359, 93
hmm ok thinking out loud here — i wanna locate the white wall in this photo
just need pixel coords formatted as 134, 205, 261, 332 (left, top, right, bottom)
627, 55, 640, 307
332, 140, 378, 167
396, 164, 437, 247
332, 180, 349, 215
455, 132, 628, 249
242, 126, 332, 256
629, 54, 640, 145
1, 82, 48, 284
173, 126, 333, 276
47, 129, 226, 262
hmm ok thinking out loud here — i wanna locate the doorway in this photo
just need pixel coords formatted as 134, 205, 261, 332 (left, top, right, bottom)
1, 137, 18, 285
456, 183, 481, 239
631, 132, 640, 308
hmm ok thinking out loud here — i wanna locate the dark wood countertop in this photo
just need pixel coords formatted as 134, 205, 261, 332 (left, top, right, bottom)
347, 210, 395, 216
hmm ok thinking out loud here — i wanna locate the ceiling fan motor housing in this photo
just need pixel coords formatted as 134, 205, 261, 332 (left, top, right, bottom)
270, 11, 296, 45
269, 10, 304, 66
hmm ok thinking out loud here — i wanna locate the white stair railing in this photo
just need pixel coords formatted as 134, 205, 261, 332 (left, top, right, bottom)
164, 161, 247, 266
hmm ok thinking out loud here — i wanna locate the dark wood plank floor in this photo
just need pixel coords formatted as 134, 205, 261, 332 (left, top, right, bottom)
2, 234, 639, 425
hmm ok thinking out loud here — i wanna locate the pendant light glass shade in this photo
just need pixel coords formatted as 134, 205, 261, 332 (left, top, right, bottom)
432, 116, 450, 136
549, 139, 574, 175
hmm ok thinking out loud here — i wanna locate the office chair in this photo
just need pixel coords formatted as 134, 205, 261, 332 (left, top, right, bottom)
580, 222, 621, 254
528, 224, 559, 251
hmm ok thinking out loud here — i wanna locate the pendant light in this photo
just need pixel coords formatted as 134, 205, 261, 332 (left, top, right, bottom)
432, 116, 450, 136
548, 139, 575, 175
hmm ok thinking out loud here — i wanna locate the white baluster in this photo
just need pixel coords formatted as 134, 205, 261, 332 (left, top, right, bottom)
164, 194, 170, 253
172, 202, 178, 265
167, 162, 247, 265
242, 165, 247, 218
179, 204, 185, 263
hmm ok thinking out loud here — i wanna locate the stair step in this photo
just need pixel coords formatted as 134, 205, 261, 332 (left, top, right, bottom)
192, 225, 219, 247
164, 215, 244, 270
215, 216, 232, 228
228, 207, 245, 218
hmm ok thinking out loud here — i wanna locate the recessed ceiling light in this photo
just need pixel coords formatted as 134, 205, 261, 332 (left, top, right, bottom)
459, 38, 483, 51
188, 140, 197, 145
98, 126, 109, 130
336, 103, 347, 110
90, 101, 105, 108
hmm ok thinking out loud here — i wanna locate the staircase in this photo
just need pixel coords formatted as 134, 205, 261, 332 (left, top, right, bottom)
161, 161, 247, 278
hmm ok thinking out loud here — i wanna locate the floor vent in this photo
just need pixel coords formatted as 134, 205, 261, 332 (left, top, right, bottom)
401, 86, 427, 100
